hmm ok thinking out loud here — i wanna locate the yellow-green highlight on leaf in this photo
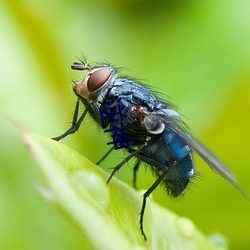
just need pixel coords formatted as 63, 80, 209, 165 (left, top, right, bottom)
19, 127, 227, 250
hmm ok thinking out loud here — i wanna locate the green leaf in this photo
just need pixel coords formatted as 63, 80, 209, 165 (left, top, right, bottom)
19, 128, 226, 250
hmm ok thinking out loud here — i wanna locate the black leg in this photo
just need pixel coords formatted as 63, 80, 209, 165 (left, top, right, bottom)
106, 143, 146, 184
133, 160, 141, 189
140, 172, 166, 240
52, 100, 88, 141
96, 146, 115, 165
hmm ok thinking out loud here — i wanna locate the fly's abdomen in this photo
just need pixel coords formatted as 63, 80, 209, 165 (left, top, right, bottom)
163, 129, 194, 196
138, 128, 194, 197
164, 153, 193, 197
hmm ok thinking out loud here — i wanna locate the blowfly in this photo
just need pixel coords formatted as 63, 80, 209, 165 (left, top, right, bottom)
52, 60, 246, 240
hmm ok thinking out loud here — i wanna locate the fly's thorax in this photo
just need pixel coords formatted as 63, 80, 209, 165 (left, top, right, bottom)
73, 64, 117, 102
139, 108, 181, 135
141, 116, 165, 134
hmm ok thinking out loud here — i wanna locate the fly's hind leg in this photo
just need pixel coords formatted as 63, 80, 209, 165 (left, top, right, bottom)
140, 172, 166, 240
133, 160, 141, 189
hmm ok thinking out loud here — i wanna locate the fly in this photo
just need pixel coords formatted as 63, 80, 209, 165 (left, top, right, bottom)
52, 60, 247, 240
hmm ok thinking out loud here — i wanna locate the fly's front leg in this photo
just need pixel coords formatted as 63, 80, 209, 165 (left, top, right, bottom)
88, 100, 108, 128
52, 99, 89, 141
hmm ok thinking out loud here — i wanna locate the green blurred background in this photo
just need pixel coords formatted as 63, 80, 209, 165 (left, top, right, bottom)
1, 0, 250, 249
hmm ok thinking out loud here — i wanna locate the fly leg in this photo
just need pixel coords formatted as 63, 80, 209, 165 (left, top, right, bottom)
107, 143, 146, 184
133, 160, 141, 189
140, 172, 167, 240
96, 146, 115, 165
52, 99, 89, 141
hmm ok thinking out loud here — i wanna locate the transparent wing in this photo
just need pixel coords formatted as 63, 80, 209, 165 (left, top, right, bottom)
149, 110, 247, 198
170, 122, 247, 198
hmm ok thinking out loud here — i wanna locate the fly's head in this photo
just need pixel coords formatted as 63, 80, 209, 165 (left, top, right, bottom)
72, 61, 116, 101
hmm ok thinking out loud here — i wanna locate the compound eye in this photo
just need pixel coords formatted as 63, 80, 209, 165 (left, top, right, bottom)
87, 68, 111, 92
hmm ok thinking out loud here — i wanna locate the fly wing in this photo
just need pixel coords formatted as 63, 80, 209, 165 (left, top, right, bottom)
186, 133, 236, 181
169, 122, 247, 198
151, 110, 247, 198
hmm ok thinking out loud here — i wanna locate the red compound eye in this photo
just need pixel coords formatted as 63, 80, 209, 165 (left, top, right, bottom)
87, 68, 111, 92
